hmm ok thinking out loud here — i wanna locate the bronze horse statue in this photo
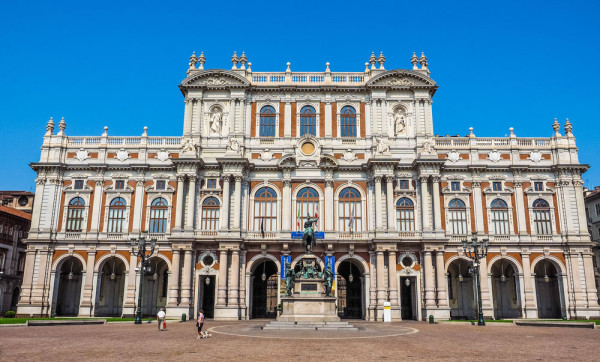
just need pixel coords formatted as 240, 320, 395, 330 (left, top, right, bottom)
301, 216, 319, 254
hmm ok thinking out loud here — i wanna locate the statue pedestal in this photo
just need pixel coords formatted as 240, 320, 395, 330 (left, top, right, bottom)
278, 278, 340, 323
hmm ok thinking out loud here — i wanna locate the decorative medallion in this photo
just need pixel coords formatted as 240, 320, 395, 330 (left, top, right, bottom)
387, 77, 415, 86
488, 151, 501, 163
115, 149, 130, 162
260, 149, 274, 161
76, 149, 90, 162
529, 151, 542, 163
447, 151, 460, 162
156, 150, 170, 162
343, 149, 356, 163
301, 142, 315, 156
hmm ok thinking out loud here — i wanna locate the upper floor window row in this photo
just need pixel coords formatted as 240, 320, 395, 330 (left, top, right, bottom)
259, 106, 276, 137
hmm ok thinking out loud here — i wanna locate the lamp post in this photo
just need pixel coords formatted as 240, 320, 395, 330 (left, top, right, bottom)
461, 232, 489, 326
130, 232, 157, 325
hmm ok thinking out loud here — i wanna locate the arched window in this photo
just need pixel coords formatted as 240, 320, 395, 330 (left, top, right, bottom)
448, 198, 467, 235
66, 197, 85, 232
107, 197, 127, 233
340, 106, 357, 137
259, 106, 276, 137
201, 197, 220, 231
149, 198, 168, 233
296, 187, 319, 230
532, 199, 552, 235
490, 199, 509, 235
254, 187, 277, 232
338, 187, 362, 232
396, 197, 415, 232
300, 106, 316, 136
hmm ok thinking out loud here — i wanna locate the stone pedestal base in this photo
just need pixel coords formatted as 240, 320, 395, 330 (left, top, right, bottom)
279, 277, 339, 323
213, 306, 240, 320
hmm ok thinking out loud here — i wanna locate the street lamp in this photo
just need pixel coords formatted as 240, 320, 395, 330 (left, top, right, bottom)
130, 232, 157, 325
461, 232, 489, 326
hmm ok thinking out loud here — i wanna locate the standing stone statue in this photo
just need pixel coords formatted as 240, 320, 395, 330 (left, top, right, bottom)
209, 108, 223, 135
323, 262, 333, 297
284, 262, 295, 296
301, 215, 319, 254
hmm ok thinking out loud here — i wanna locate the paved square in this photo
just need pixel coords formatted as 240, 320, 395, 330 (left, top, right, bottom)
0, 321, 597, 361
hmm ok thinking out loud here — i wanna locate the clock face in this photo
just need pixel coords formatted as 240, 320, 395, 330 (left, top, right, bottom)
18, 196, 28, 206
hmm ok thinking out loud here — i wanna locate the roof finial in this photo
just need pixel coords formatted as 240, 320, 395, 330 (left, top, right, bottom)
45, 117, 55, 135
198, 52, 206, 70
469, 127, 475, 138
189, 51, 197, 71
364, 62, 369, 73
231, 51, 239, 70
239, 51, 247, 70
552, 118, 561, 136
411, 52, 419, 70
286, 62, 291, 72
325, 62, 330, 73
102, 126, 108, 137
58, 117, 66, 135
419, 52, 428, 70
378, 51, 386, 70
142, 126, 148, 137
509, 127, 516, 138
247, 62, 252, 73
564, 118, 573, 136
369, 52, 377, 70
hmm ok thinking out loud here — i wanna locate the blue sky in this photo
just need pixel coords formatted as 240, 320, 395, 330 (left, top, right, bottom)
1, 0, 599, 190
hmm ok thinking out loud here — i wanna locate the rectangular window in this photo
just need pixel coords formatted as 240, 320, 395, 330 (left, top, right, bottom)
451, 182, 460, 191
596, 203, 600, 217
492, 182, 502, 191
534, 182, 544, 191
115, 180, 125, 190
156, 180, 166, 190
207, 179, 217, 189
74, 180, 84, 190
398, 180, 409, 190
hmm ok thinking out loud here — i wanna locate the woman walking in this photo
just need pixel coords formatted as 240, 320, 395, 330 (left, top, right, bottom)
196, 309, 205, 339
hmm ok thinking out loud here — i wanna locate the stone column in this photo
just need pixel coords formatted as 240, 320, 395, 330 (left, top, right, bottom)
90, 179, 104, 233
185, 176, 197, 230
423, 250, 436, 308
232, 176, 242, 230
435, 250, 449, 308
376, 250, 386, 306
282, 180, 291, 231
216, 249, 228, 306
521, 252, 538, 318
574, 180, 590, 234
17, 250, 36, 306
239, 250, 247, 318
568, 253, 586, 311
220, 176, 231, 230
79, 251, 97, 316
472, 181, 485, 233
368, 251, 377, 319
431, 176, 442, 231
284, 101, 292, 138
514, 181, 528, 235
386, 176, 396, 231
31, 248, 50, 306
325, 179, 334, 231
167, 250, 181, 306
419, 176, 431, 231
122, 252, 138, 314
388, 251, 399, 306
325, 100, 332, 138
582, 253, 599, 308
228, 249, 240, 307
180, 250, 193, 306
174, 176, 185, 230
131, 180, 145, 233
30, 180, 45, 231
374, 176, 383, 230
478, 254, 493, 316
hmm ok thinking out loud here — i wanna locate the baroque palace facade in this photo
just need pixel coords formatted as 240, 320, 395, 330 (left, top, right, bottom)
17, 52, 599, 321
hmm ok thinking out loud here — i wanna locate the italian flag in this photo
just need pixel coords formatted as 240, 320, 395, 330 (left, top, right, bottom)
297, 207, 301, 229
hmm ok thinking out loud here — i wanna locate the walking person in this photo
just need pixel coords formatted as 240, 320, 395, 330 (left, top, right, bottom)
157, 308, 166, 331
196, 309, 205, 339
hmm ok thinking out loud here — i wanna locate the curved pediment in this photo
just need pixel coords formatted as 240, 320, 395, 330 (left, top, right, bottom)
180, 70, 251, 88
366, 70, 437, 88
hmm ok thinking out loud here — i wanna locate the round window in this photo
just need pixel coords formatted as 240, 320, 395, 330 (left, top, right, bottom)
18, 196, 28, 207
203, 255, 214, 266
401, 256, 413, 268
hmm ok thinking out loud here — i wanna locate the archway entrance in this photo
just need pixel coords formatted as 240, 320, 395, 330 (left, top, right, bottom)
198, 275, 215, 318
251, 260, 278, 319
400, 277, 415, 320
448, 259, 475, 320
491, 259, 522, 319
10, 287, 20, 312
95, 257, 127, 317
336, 260, 363, 319
141, 258, 168, 317
535, 260, 561, 318
55, 257, 83, 316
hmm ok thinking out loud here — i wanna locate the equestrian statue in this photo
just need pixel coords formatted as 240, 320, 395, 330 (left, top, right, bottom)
301, 215, 319, 254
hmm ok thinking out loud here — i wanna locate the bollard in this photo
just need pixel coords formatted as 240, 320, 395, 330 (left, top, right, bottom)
182, 313, 187, 322
429, 315, 434, 324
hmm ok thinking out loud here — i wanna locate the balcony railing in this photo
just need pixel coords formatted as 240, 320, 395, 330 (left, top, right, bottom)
251, 72, 366, 86
434, 137, 553, 150
67, 136, 181, 148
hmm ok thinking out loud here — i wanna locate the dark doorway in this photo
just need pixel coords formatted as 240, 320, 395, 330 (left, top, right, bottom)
199, 275, 215, 318
141, 258, 168, 317
251, 260, 278, 318
95, 257, 126, 317
448, 259, 476, 320
337, 261, 362, 319
491, 260, 522, 319
535, 260, 561, 318
10, 288, 20, 312
400, 277, 413, 320
56, 257, 83, 316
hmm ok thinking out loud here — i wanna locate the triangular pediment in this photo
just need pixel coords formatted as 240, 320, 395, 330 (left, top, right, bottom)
180, 70, 250, 87
366, 70, 436, 88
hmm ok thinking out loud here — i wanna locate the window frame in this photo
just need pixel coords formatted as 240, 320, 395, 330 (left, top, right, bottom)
447, 198, 468, 235
451, 182, 460, 191
114, 180, 125, 190
295, 186, 320, 231
337, 187, 362, 232
74, 180, 84, 190
149, 197, 168, 233
107, 197, 127, 233
532, 198, 552, 235
156, 180, 166, 190
396, 197, 415, 232
259, 105, 277, 137
490, 198, 510, 235
253, 187, 278, 232
299, 106, 317, 137
201, 196, 220, 231
66, 197, 86, 232
340, 106, 357, 138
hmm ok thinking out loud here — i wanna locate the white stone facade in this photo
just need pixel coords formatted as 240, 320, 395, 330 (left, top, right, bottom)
16, 52, 600, 321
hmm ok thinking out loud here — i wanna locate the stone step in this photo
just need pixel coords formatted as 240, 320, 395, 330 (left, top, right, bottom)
263, 320, 357, 331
